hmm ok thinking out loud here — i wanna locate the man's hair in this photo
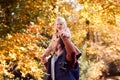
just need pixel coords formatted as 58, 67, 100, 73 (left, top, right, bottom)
58, 38, 65, 49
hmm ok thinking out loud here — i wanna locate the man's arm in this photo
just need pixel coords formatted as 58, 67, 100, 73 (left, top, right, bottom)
61, 35, 77, 68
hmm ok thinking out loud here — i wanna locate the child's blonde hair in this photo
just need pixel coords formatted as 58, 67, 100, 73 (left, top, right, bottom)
54, 16, 67, 30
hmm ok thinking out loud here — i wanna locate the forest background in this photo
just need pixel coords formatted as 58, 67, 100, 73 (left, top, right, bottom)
0, 0, 120, 80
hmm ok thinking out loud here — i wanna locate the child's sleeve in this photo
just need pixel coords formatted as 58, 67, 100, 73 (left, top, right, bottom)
43, 35, 55, 57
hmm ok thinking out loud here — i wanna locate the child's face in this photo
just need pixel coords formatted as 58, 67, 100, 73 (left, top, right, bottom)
55, 21, 64, 31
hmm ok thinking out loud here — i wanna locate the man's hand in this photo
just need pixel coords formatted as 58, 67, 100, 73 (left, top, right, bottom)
40, 54, 47, 64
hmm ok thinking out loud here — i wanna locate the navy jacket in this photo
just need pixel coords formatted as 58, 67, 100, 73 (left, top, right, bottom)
45, 49, 80, 80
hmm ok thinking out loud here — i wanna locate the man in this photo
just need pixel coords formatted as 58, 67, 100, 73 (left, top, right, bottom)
45, 33, 80, 80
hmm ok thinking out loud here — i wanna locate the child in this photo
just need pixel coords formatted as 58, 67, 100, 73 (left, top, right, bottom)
41, 16, 81, 64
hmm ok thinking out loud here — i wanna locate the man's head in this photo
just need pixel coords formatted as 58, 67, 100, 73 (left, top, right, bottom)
56, 38, 65, 51
58, 38, 65, 49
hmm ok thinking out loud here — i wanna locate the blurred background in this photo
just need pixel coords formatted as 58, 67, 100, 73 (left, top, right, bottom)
0, 0, 120, 80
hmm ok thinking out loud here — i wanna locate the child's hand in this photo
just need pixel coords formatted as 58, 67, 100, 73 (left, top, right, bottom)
59, 30, 69, 38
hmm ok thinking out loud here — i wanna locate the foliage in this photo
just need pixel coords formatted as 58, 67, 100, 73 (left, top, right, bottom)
0, 0, 56, 79
0, 0, 120, 80
0, 0, 56, 38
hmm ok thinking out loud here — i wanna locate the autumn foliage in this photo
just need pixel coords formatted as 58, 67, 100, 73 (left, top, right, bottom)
0, 0, 120, 80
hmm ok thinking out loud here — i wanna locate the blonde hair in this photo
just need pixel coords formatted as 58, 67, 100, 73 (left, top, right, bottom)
54, 16, 67, 30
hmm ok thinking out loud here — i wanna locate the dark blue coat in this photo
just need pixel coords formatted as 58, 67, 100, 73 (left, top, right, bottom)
45, 49, 80, 80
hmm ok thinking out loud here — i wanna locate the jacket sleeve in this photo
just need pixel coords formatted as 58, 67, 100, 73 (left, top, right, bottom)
42, 34, 56, 58
61, 36, 77, 68
72, 43, 82, 57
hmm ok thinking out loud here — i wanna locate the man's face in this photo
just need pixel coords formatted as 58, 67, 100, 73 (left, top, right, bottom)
55, 42, 62, 51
